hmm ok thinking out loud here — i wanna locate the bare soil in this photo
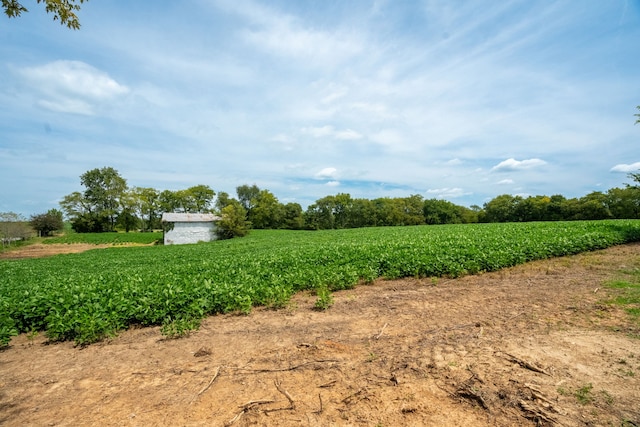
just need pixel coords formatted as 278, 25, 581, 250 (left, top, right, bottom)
0, 243, 147, 260
1, 243, 640, 426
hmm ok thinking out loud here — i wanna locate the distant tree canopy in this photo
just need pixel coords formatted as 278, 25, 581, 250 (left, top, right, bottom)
29, 208, 64, 236
2, 0, 87, 29
60, 167, 216, 233
0, 212, 32, 247
55, 166, 640, 236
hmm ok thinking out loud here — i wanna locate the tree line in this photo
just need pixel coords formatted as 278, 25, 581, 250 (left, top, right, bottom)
2, 167, 639, 243
56, 167, 640, 235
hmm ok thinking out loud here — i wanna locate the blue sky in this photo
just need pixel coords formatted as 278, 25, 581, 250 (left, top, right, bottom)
1, 0, 639, 216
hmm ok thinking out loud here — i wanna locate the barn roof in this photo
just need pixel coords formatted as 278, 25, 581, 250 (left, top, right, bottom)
161, 213, 220, 223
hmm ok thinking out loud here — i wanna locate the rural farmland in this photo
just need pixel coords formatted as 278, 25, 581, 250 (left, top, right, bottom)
0, 221, 639, 426
2, 220, 640, 346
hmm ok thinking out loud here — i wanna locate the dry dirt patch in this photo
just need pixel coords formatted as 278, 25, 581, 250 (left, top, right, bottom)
0, 243, 147, 259
1, 244, 639, 426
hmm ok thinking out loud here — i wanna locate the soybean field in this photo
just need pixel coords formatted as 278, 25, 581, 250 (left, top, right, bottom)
2, 220, 640, 346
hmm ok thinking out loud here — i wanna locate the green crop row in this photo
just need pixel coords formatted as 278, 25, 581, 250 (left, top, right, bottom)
43, 231, 163, 245
1, 220, 640, 346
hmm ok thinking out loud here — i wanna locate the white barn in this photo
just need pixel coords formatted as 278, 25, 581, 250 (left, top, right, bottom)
161, 213, 221, 245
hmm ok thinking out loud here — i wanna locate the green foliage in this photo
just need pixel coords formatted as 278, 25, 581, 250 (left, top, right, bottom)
0, 298, 18, 347
3, 0, 86, 29
160, 185, 215, 214
29, 209, 64, 236
1, 220, 640, 346
43, 231, 162, 245
314, 285, 334, 310
80, 167, 128, 232
160, 315, 202, 339
216, 201, 250, 239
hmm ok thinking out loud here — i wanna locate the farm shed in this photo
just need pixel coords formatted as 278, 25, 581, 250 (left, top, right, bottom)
161, 213, 221, 245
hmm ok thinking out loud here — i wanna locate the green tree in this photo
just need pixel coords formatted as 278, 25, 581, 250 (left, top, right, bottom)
349, 198, 377, 228
373, 197, 405, 226
305, 196, 336, 229
29, 208, 64, 236
159, 189, 180, 213
249, 189, 284, 229
186, 185, 215, 213
236, 184, 260, 214
80, 166, 128, 231
483, 194, 522, 223
129, 187, 160, 231
59, 190, 91, 219
214, 191, 233, 212
216, 200, 250, 239
546, 195, 567, 221
575, 192, 612, 220
117, 208, 138, 232
423, 199, 462, 224
3, 0, 87, 29
282, 202, 304, 229
399, 195, 425, 225
607, 187, 640, 219
332, 193, 353, 229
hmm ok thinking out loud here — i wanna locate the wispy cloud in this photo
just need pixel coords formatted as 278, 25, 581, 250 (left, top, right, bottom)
426, 187, 471, 199
491, 158, 547, 172
18, 60, 129, 115
610, 162, 640, 173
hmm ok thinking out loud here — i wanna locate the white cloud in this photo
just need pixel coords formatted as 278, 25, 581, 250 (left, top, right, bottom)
426, 187, 470, 199
221, 0, 363, 67
497, 179, 514, 184
610, 162, 640, 173
19, 60, 129, 115
315, 167, 338, 179
326, 181, 341, 187
491, 158, 547, 172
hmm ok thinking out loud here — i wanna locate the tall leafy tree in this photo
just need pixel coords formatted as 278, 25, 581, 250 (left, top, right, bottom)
282, 202, 304, 229
129, 187, 160, 231
607, 187, 640, 219
349, 198, 377, 228
236, 184, 260, 214
159, 189, 180, 214
186, 185, 215, 213
80, 167, 127, 231
59, 191, 91, 218
249, 189, 284, 229
399, 195, 425, 225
